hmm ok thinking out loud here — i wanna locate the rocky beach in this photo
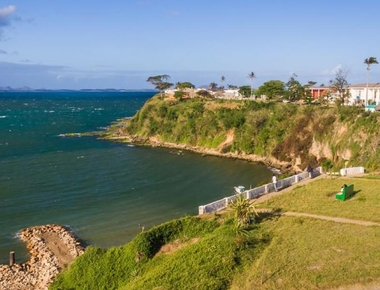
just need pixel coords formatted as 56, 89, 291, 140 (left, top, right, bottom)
0, 224, 85, 290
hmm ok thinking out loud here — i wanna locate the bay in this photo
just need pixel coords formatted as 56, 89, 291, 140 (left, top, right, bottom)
0, 91, 272, 264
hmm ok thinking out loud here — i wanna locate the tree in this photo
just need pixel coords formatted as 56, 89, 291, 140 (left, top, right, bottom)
285, 74, 304, 101
238, 85, 251, 98
256, 80, 285, 100
209, 82, 218, 91
220, 76, 225, 88
176, 82, 195, 89
248, 72, 256, 98
174, 90, 185, 100
329, 68, 350, 105
146, 75, 173, 97
303, 81, 317, 104
197, 90, 212, 98
364, 57, 378, 105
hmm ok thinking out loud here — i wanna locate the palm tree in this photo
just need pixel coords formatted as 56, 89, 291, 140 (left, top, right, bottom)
248, 72, 256, 98
364, 57, 378, 105
220, 76, 225, 90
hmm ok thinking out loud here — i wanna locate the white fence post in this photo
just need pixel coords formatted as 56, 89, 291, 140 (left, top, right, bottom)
295, 175, 299, 183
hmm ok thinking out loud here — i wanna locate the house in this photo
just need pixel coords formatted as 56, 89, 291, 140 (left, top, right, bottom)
347, 83, 380, 106
308, 83, 380, 106
309, 86, 331, 99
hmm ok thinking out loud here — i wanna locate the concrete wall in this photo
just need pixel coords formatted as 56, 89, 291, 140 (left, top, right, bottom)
198, 167, 323, 215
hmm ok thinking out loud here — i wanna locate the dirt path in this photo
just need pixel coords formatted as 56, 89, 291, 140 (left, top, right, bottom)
254, 173, 380, 227
282, 211, 380, 227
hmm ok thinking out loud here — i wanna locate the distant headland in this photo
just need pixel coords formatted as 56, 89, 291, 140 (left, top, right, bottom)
0, 86, 158, 92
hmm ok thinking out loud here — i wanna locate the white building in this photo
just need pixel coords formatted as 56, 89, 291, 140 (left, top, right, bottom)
347, 83, 380, 106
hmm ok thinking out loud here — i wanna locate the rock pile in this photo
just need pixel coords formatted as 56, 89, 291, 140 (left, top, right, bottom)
0, 224, 86, 290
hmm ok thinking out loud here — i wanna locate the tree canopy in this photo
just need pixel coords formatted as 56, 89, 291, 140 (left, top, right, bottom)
146, 75, 173, 96
285, 74, 304, 101
175, 82, 195, 89
238, 85, 251, 98
364, 57, 378, 70
256, 80, 285, 99
329, 68, 350, 105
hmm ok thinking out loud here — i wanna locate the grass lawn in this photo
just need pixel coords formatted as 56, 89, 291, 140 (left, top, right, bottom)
230, 216, 380, 289
258, 176, 380, 223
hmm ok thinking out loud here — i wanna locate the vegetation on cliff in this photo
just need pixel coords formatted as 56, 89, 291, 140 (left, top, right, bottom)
104, 94, 380, 172
50, 215, 271, 290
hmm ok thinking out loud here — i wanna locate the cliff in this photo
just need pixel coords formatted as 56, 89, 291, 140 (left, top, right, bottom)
103, 94, 380, 172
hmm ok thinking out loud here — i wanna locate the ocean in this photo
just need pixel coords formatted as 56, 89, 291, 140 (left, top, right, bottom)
0, 91, 272, 264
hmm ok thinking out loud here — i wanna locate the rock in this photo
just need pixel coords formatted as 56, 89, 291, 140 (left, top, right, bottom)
0, 224, 86, 290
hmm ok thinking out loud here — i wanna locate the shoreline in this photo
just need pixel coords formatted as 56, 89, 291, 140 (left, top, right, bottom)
103, 134, 298, 174
0, 224, 85, 290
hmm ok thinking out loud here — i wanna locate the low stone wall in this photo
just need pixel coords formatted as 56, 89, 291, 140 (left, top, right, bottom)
199, 167, 323, 214
340, 167, 365, 176
0, 224, 85, 290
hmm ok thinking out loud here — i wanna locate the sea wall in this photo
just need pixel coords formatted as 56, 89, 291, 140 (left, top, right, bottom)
0, 224, 85, 290
199, 168, 321, 214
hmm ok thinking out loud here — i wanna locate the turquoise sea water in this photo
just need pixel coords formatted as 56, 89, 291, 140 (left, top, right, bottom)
0, 91, 272, 264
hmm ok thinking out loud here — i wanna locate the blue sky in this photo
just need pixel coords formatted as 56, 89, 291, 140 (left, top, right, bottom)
0, 0, 380, 89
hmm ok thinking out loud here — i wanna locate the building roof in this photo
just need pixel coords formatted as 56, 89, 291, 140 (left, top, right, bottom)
349, 83, 380, 88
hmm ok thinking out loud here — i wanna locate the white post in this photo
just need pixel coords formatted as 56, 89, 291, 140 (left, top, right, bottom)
198, 206, 205, 215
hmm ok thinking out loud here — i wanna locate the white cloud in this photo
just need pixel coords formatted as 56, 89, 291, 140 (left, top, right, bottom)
0, 5, 16, 40
320, 64, 343, 76
0, 5, 16, 26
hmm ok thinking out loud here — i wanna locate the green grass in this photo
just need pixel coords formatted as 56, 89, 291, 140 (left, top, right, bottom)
50, 215, 271, 290
230, 217, 380, 289
121, 225, 270, 290
258, 177, 380, 222
50, 176, 380, 290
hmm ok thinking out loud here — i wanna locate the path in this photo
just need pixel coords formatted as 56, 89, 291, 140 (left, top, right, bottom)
254, 173, 380, 290
254, 173, 380, 227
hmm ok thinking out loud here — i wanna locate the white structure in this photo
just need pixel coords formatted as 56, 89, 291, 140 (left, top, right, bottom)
347, 83, 380, 106
222, 89, 241, 98
198, 167, 323, 215
340, 167, 365, 176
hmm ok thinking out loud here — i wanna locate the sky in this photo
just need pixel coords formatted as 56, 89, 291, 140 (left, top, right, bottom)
0, 0, 380, 90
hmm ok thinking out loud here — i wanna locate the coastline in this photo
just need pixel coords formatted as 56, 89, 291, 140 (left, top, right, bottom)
0, 224, 85, 290
103, 134, 297, 174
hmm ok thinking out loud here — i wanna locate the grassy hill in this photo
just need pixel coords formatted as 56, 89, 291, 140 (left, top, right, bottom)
104, 94, 380, 172
50, 175, 380, 289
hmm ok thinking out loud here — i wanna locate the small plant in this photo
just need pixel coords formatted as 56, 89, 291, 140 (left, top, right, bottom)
130, 269, 139, 279
228, 195, 258, 230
